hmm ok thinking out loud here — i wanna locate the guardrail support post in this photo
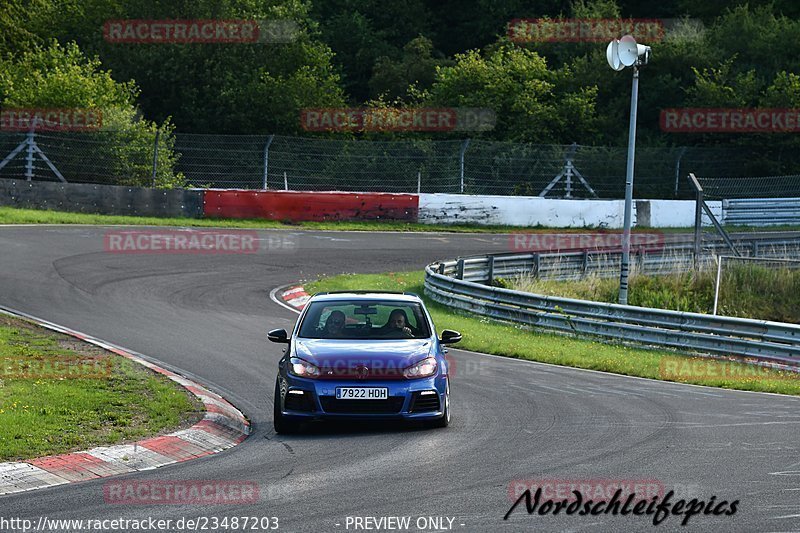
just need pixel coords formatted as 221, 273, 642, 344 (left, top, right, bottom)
437, 263, 445, 275
487, 255, 495, 285
456, 259, 465, 280
581, 251, 589, 277
532, 253, 540, 279
752, 241, 758, 257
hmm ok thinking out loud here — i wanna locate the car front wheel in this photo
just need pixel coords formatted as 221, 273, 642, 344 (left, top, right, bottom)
428, 382, 450, 429
273, 379, 299, 434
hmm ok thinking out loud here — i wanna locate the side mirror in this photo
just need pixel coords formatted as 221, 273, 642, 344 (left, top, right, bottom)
268, 328, 290, 343
440, 329, 462, 345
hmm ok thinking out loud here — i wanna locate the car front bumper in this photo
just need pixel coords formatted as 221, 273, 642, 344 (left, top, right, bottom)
277, 373, 447, 421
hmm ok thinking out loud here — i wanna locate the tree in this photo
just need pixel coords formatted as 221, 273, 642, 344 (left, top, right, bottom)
369, 37, 452, 101
21, 0, 346, 133
0, 41, 182, 187
419, 44, 599, 143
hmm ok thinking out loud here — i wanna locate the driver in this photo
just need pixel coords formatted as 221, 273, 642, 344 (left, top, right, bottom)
378, 309, 414, 338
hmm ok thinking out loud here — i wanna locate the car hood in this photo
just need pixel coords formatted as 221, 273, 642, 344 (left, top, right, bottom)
294, 338, 433, 372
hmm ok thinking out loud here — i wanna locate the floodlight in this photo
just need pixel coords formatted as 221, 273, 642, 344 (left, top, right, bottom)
605, 35, 652, 305
606, 40, 624, 71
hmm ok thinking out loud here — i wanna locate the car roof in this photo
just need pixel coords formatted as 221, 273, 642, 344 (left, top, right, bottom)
309, 291, 423, 303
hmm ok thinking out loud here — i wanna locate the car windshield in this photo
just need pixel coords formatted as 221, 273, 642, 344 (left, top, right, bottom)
298, 300, 431, 340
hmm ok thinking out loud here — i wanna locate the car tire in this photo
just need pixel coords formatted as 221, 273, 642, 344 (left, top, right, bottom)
429, 382, 450, 429
273, 379, 298, 434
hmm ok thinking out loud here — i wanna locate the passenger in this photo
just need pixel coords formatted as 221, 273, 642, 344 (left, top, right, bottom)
322, 310, 346, 338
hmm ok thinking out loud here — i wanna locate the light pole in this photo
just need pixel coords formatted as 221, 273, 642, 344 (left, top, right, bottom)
606, 35, 650, 305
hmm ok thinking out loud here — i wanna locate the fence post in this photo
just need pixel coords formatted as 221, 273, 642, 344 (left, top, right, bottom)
459, 139, 470, 193
487, 255, 495, 285
283, 171, 288, 190
151, 130, 160, 188
692, 177, 703, 270
25, 130, 35, 181
417, 171, 421, 194
673, 146, 687, 198
263, 134, 274, 190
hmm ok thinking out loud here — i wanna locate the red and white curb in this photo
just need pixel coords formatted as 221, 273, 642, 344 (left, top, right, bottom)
0, 306, 250, 496
270, 285, 308, 313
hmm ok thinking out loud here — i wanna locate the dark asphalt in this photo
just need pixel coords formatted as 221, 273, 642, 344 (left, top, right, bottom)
0, 225, 798, 533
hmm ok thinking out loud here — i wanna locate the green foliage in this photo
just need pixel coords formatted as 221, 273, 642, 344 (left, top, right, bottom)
420, 44, 599, 143
369, 37, 452, 101
20, 0, 346, 134
0, 41, 182, 187
4, 0, 800, 176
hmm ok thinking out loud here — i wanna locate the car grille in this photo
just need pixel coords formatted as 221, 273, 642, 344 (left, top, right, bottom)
284, 391, 315, 412
409, 391, 440, 413
319, 396, 405, 414
317, 367, 405, 380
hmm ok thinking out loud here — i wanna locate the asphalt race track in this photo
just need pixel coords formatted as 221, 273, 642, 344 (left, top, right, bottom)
1, 225, 799, 532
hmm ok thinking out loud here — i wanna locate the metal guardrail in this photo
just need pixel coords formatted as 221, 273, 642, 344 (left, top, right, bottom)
723, 198, 800, 226
443, 237, 800, 283
425, 240, 800, 365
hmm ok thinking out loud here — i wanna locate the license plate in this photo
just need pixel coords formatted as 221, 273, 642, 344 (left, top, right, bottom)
336, 387, 388, 400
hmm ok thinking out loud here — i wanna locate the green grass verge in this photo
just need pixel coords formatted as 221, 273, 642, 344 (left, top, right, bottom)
0, 315, 203, 461
305, 271, 800, 396
505, 262, 800, 323
3, 206, 799, 233
0, 206, 702, 233
0, 206, 529, 233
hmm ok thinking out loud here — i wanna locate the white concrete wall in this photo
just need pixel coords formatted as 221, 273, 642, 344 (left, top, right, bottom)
418, 194, 632, 228
645, 200, 722, 228
417, 194, 719, 228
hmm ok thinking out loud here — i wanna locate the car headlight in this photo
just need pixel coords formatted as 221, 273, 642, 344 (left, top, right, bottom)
289, 357, 320, 378
403, 357, 437, 379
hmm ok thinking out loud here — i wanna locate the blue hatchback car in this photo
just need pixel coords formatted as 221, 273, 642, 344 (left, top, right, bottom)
270, 291, 461, 433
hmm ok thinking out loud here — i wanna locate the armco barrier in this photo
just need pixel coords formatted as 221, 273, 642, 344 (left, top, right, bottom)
722, 198, 800, 226
0, 180, 203, 218
203, 190, 418, 221
425, 250, 800, 365
464, 238, 800, 282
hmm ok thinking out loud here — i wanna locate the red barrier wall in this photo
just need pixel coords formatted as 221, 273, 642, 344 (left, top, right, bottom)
203, 190, 419, 222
